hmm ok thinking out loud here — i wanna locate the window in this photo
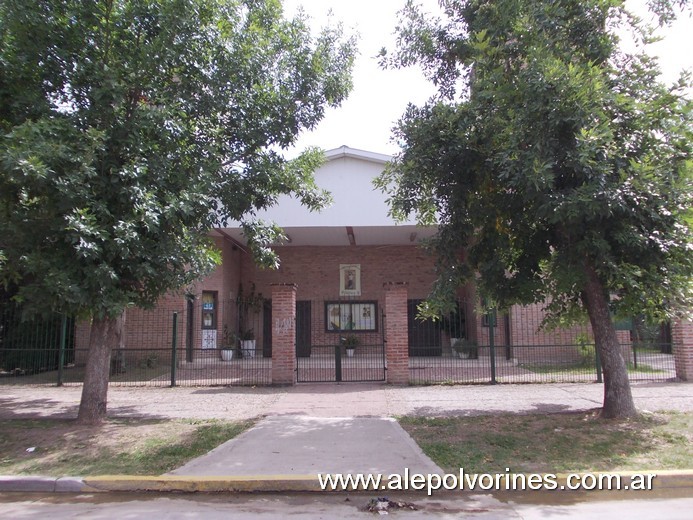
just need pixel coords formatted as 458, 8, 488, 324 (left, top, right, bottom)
201, 291, 217, 330
325, 301, 377, 332
481, 310, 497, 328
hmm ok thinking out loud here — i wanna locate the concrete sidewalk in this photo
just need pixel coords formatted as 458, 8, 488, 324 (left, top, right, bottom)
169, 416, 443, 477
2, 381, 692, 421
1, 381, 692, 494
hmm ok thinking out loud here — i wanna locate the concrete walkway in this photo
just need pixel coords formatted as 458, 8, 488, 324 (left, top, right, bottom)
169, 416, 443, 477
2, 381, 692, 421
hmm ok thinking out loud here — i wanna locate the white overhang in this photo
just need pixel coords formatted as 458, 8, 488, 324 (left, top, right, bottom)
218, 146, 436, 247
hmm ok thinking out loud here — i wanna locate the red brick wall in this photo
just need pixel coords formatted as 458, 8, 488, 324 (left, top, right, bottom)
188, 236, 243, 350
271, 284, 297, 384
239, 244, 454, 354
507, 303, 632, 363
73, 293, 186, 365
673, 319, 693, 381
241, 245, 440, 303
384, 283, 409, 384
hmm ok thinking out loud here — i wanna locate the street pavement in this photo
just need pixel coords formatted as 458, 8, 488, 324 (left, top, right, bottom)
1, 490, 692, 519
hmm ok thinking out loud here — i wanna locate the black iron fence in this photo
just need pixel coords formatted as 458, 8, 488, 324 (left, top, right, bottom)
295, 298, 386, 382
407, 302, 676, 385
0, 297, 679, 387
0, 297, 271, 387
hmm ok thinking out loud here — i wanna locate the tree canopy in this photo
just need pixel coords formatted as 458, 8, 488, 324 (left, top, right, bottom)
378, 0, 692, 417
0, 0, 356, 423
0, 0, 356, 318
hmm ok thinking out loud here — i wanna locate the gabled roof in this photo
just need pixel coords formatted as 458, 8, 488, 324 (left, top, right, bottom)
217, 145, 435, 247
324, 146, 391, 165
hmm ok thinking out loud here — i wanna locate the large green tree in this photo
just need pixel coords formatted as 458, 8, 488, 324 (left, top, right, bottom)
378, 0, 692, 418
0, 0, 355, 423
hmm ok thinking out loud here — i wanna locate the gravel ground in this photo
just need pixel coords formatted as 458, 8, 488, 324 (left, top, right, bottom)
1, 381, 691, 421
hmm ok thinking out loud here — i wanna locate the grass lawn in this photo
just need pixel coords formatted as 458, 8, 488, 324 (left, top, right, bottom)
0, 418, 254, 476
399, 411, 692, 474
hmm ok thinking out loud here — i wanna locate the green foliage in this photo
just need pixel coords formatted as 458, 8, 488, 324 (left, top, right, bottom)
343, 334, 359, 347
378, 0, 692, 325
0, 0, 356, 319
576, 333, 596, 367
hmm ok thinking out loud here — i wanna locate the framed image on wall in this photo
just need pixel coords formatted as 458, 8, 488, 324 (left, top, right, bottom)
325, 301, 377, 331
339, 264, 361, 296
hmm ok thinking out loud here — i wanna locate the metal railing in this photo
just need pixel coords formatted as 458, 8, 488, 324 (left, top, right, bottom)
0, 298, 272, 387
407, 301, 676, 385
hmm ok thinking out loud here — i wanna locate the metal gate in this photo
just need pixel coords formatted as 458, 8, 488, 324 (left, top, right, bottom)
296, 299, 386, 382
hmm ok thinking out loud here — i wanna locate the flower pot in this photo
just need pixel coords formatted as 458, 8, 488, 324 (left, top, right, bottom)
241, 339, 256, 358
220, 349, 234, 361
346, 348, 355, 358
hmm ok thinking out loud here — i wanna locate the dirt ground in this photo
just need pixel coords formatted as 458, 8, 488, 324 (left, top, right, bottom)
2, 419, 188, 473
0, 417, 252, 476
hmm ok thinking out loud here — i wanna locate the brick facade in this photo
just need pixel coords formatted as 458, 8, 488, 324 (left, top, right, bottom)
73, 236, 686, 386
241, 245, 444, 303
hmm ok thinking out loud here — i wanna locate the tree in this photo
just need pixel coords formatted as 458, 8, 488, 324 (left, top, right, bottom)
377, 0, 692, 418
0, 0, 356, 423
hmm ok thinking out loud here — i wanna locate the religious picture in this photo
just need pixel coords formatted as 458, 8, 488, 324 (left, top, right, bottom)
339, 264, 361, 296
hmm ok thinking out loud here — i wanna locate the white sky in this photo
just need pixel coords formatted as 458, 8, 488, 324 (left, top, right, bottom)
282, 0, 692, 157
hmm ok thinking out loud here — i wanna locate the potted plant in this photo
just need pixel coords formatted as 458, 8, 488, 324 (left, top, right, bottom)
237, 283, 264, 358
453, 338, 477, 359
220, 326, 237, 361
240, 328, 256, 358
343, 334, 359, 357
443, 309, 463, 347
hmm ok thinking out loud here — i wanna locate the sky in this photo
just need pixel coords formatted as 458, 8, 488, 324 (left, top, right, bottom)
281, 0, 692, 157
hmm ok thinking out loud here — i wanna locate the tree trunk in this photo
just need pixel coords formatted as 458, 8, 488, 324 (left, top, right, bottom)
76, 312, 124, 425
582, 261, 637, 419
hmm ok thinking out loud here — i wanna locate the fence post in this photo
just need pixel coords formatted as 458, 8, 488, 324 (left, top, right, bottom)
595, 345, 603, 383
170, 312, 178, 387
271, 284, 297, 385
384, 282, 409, 384
672, 319, 693, 381
186, 297, 194, 363
488, 308, 497, 384
335, 337, 343, 383
57, 315, 67, 386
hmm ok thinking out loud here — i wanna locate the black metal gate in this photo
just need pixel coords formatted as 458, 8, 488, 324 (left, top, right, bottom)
296, 299, 386, 382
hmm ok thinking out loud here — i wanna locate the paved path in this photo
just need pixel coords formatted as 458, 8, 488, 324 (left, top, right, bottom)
169, 416, 443, 477
1, 381, 691, 421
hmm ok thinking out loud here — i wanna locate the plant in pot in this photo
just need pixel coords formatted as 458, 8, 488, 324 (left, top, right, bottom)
443, 309, 463, 347
343, 334, 359, 357
240, 328, 256, 359
220, 325, 237, 361
237, 283, 264, 359
453, 338, 478, 359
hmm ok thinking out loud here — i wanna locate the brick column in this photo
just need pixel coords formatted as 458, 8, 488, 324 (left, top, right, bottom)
271, 283, 297, 385
384, 282, 409, 384
672, 319, 693, 381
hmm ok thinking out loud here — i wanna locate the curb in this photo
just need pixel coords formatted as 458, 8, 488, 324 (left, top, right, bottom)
1, 470, 692, 494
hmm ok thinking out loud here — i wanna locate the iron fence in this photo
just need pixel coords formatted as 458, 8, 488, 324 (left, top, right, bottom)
407, 301, 676, 385
296, 298, 386, 382
0, 296, 679, 387
0, 297, 272, 387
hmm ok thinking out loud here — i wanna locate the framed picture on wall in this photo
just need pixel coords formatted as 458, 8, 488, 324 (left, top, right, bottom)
339, 264, 361, 296
325, 301, 377, 331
